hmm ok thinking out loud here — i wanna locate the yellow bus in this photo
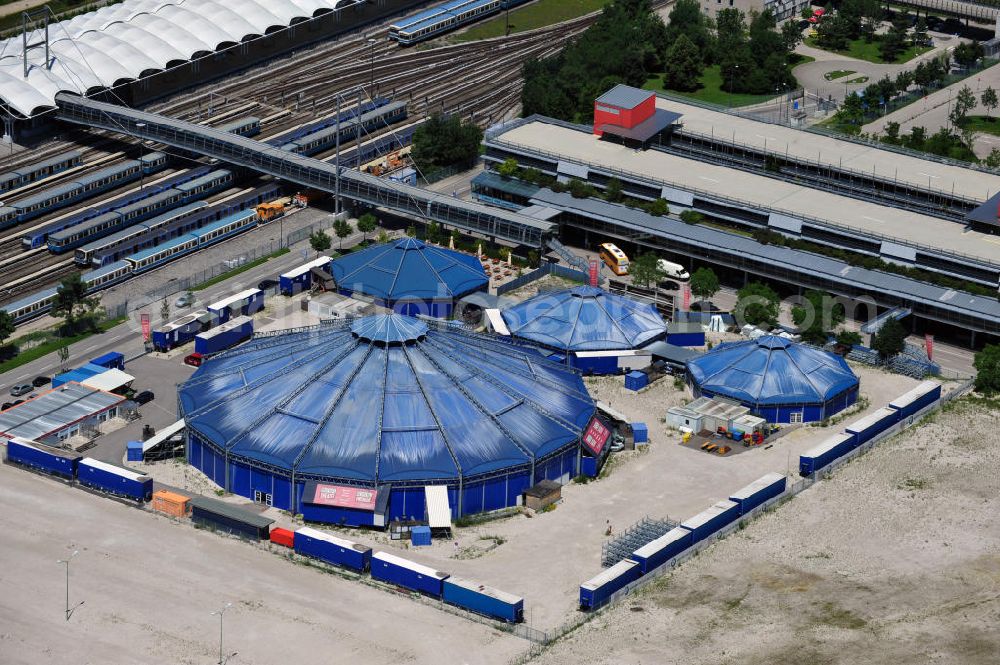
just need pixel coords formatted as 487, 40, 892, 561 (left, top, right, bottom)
599, 242, 629, 276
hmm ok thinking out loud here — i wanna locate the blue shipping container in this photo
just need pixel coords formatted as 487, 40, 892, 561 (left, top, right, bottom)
666, 331, 705, 347
888, 380, 941, 419
680, 500, 740, 544
579, 559, 641, 610
845, 407, 899, 446
411, 525, 432, 547
624, 371, 648, 391
443, 576, 524, 623
5, 437, 81, 479
630, 527, 692, 574
293, 526, 372, 572
77, 457, 153, 501
581, 455, 600, 478
572, 353, 620, 375
90, 351, 125, 370
194, 316, 254, 355
728, 472, 786, 515
371, 551, 449, 597
126, 440, 144, 462
631, 422, 648, 443
799, 433, 854, 475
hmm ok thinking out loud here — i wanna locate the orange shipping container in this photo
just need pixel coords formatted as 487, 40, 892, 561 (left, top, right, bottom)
152, 490, 190, 518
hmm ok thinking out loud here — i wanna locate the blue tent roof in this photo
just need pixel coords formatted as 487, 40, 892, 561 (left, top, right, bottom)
500, 286, 667, 352
687, 336, 859, 406
178, 315, 594, 484
330, 238, 488, 303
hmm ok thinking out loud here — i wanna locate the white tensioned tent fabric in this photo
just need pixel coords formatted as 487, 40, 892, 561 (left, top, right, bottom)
0, 0, 361, 117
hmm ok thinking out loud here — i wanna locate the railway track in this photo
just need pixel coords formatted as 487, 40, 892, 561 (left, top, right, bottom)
0, 15, 593, 309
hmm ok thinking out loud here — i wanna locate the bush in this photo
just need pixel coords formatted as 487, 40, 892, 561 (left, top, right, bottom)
679, 210, 704, 224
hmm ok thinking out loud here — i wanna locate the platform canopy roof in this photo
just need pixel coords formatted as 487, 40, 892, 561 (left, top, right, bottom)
330, 238, 488, 303
0, 0, 360, 118
500, 286, 667, 352
687, 335, 859, 406
178, 315, 595, 484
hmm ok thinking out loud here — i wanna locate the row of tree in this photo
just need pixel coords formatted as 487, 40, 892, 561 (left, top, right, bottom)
836, 54, 952, 128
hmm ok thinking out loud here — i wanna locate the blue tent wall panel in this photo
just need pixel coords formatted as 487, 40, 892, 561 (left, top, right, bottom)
231, 463, 251, 497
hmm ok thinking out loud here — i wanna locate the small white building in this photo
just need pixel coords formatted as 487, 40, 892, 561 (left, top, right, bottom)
0, 382, 127, 445
667, 396, 760, 433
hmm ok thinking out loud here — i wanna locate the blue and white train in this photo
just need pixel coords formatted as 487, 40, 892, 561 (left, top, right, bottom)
389, 0, 530, 44
276, 101, 408, 156
43, 168, 233, 253
0, 153, 167, 233
0, 150, 82, 194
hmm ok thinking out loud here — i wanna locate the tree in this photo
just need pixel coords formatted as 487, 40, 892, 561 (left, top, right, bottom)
527, 250, 540, 268
498, 158, 519, 179
630, 252, 665, 287
310, 230, 333, 254
646, 198, 668, 216
0, 309, 13, 348
52, 273, 100, 334
878, 14, 908, 63
357, 213, 377, 240
836, 330, 862, 347
679, 210, 703, 224
333, 220, 352, 250
57, 345, 70, 370
689, 267, 719, 301
912, 17, 929, 47
953, 41, 984, 69
883, 121, 901, 144
160, 298, 170, 323
836, 92, 865, 127
986, 147, 1000, 170
949, 85, 977, 127
411, 113, 483, 175
736, 281, 780, 328
871, 316, 907, 358
981, 87, 998, 118
604, 177, 624, 203
376, 229, 390, 244
662, 34, 703, 92
405, 225, 417, 237
973, 344, 1000, 394
667, 0, 714, 57
791, 290, 844, 345
780, 19, 802, 53
426, 221, 441, 244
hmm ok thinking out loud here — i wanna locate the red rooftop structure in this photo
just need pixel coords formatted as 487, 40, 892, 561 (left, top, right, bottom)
593, 84, 681, 148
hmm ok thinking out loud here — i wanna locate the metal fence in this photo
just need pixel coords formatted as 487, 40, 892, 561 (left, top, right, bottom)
495, 262, 589, 296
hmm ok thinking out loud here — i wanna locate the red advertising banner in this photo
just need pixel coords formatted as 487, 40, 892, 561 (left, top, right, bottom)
925, 334, 934, 362
140, 313, 150, 341
682, 282, 691, 310
582, 416, 612, 456
311, 483, 378, 511
589, 258, 599, 286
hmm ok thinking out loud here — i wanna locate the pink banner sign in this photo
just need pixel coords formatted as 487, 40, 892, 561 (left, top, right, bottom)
311, 484, 378, 511
140, 313, 150, 341
582, 416, 611, 456
589, 258, 599, 287
925, 334, 934, 362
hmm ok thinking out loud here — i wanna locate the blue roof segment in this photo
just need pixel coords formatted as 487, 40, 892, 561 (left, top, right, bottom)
178, 317, 595, 484
501, 286, 667, 352
688, 335, 859, 406
351, 314, 428, 344
331, 238, 488, 302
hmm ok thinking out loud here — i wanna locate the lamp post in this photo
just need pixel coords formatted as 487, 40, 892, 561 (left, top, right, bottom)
367, 38, 377, 99
728, 64, 740, 109
136, 123, 146, 189
211, 602, 237, 665
57, 550, 83, 621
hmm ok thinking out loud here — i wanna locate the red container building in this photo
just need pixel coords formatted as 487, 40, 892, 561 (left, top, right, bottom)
593, 85, 682, 148
269, 527, 295, 548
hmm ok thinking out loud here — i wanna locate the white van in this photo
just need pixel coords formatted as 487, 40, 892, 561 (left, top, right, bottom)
657, 259, 689, 281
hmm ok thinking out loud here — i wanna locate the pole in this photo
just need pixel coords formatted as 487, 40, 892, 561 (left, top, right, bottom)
57, 550, 80, 621
334, 95, 341, 216
212, 602, 232, 665
368, 38, 377, 98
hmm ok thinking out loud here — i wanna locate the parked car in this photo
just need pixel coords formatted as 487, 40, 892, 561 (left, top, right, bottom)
10, 399, 24, 407
183, 352, 204, 367
257, 278, 279, 291
1, 402, 13, 411
174, 293, 194, 308
10, 383, 33, 397
32, 375, 51, 387
133, 390, 155, 405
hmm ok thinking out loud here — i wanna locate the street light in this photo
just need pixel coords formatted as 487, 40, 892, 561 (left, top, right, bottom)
367, 38, 377, 99
57, 550, 83, 621
211, 602, 238, 665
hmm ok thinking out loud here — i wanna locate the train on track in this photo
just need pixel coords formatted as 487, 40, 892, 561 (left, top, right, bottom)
0, 153, 167, 233
389, 0, 531, 44
0, 151, 82, 195
45, 169, 234, 253
275, 100, 407, 157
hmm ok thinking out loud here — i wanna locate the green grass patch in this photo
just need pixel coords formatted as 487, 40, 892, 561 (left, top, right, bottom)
824, 69, 857, 80
644, 65, 777, 108
0, 0, 123, 36
0, 316, 127, 376
788, 53, 816, 67
959, 115, 1000, 136
452, 0, 609, 42
805, 36, 931, 64
190, 247, 290, 291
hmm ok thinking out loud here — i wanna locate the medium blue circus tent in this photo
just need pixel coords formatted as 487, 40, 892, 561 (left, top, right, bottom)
179, 315, 595, 524
687, 335, 859, 423
330, 237, 488, 317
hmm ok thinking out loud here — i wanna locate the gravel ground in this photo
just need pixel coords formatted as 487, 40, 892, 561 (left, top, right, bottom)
524, 395, 1000, 665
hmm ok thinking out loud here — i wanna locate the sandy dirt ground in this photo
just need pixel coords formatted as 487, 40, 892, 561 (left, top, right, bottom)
524, 396, 1000, 665
0, 463, 525, 665
128, 361, 926, 635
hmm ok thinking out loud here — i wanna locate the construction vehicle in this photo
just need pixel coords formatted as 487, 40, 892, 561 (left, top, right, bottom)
364, 147, 412, 177
256, 200, 287, 223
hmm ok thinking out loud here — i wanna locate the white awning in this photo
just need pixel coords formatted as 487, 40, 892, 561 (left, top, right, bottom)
484, 309, 510, 336
424, 485, 452, 529
142, 419, 185, 453
80, 368, 135, 392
